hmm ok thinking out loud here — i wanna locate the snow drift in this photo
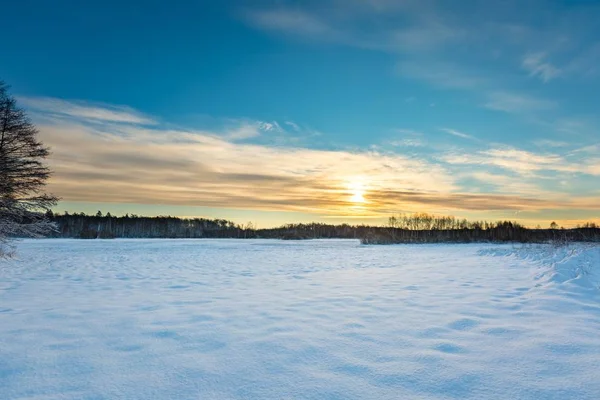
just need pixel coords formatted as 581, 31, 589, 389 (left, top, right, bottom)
481, 244, 600, 289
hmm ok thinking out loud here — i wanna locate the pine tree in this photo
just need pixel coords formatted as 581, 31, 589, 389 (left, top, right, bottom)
0, 81, 58, 257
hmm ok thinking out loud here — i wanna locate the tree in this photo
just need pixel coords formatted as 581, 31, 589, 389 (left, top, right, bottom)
550, 221, 558, 229
0, 81, 58, 257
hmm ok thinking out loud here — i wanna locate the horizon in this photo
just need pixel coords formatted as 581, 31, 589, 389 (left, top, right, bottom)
2, 0, 600, 228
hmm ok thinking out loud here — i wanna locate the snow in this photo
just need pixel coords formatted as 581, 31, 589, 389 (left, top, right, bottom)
481, 243, 600, 289
1, 239, 600, 399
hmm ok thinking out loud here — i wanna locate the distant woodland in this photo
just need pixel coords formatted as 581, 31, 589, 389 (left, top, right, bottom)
41, 211, 600, 244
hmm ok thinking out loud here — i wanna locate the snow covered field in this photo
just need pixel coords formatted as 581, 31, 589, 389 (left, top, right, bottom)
1, 239, 600, 399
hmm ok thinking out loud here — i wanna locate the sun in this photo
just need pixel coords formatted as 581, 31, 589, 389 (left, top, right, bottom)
348, 180, 366, 204
351, 189, 365, 203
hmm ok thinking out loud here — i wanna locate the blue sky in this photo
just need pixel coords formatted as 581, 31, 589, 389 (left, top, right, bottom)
2, 0, 599, 227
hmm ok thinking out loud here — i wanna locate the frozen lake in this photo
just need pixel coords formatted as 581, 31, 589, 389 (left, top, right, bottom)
1, 239, 600, 399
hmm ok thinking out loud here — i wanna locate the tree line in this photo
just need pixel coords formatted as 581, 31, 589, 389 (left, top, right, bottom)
46, 211, 249, 239
42, 211, 600, 244
363, 214, 600, 244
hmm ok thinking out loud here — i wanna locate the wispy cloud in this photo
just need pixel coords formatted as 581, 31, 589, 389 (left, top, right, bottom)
468, 172, 547, 196
387, 129, 426, 147
222, 120, 285, 141
388, 138, 425, 147
244, 9, 342, 42
223, 123, 263, 140
440, 128, 477, 140
442, 146, 599, 177
17, 96, 156, 125
522, 52, 562, 82
571, 143, 600, 155
444, 147, 559, 174
484, 91, 557, 113
285, 121, 301, 131
243, 3, 465, 53
394, 128, 424, 136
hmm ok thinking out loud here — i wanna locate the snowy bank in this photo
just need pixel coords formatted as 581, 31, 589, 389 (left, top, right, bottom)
481, 244, 600, 289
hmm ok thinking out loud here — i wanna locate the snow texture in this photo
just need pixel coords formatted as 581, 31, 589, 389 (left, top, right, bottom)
1, 239, 600, 399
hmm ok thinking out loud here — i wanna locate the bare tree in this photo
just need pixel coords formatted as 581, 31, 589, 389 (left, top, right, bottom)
0, 81, 58, 257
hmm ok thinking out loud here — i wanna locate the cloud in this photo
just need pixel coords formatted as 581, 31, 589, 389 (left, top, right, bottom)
586, 161, 600, 176
221, 120, 286, 141
387, 128, 427, 147
394, 128, 423, 136
441, 146, 595, 176
388, 138, 425, 147
243, 3, 465, 53
17, 96, 156, 125
440, 128, 477, 140
285, 121, 301, 131
522, 52, 562, 82
223, 123, 262, 140
484, 91, 557, 113
571, 143, 600, 155
259, 121, 283, 132
468, 171, 552, 197
25, 96, 600, 217
367, 190, 564, 213
243, 9, 344, 43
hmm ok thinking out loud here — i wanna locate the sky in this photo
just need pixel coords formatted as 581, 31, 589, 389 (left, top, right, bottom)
1, 0, 600, 228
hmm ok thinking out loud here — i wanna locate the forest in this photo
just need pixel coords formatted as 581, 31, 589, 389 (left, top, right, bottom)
43, 211, 600, 244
